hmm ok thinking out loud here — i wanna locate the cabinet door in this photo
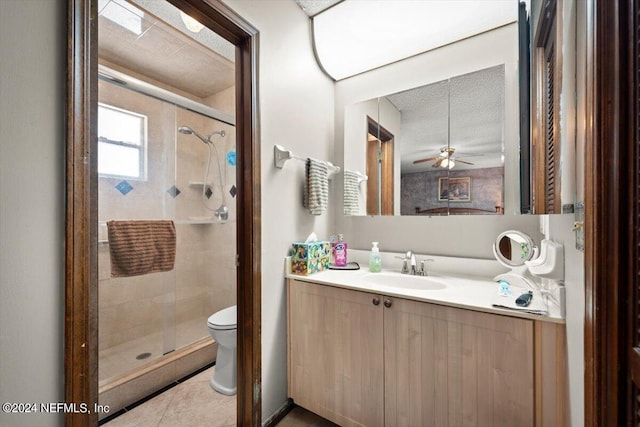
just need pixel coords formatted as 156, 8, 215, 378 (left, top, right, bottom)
384, 298, 534, 427
288, 280, 384, 427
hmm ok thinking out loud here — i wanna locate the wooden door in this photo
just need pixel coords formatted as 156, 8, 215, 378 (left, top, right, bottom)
380, 139, 394, 215
383, 297, 534, 427
629, 0, 640, 419
287, 280, 384, 427
366, 135, 380, 215
366, 116, 394, 215
585, 0, 640, 423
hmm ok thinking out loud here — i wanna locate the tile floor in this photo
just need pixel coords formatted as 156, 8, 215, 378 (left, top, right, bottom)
102, 366, 337, 427
103, 367, 234, 427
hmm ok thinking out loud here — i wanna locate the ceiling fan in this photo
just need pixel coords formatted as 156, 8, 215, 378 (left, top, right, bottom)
412, 147, 476, 169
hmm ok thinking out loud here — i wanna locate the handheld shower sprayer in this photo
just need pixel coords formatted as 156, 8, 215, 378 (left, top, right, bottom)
178, 126, 225, 143
178, 125, 229, 220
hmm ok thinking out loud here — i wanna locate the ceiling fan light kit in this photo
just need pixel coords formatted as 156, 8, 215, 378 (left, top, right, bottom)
413, 146, 474, 169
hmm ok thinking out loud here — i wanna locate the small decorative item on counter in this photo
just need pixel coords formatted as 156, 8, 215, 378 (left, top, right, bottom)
498, 279, 512, 296
291, 240, 330, 276
332, 234, 348, 267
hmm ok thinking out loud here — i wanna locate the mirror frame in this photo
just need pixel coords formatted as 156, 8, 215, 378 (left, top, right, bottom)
493, 229, 536, 267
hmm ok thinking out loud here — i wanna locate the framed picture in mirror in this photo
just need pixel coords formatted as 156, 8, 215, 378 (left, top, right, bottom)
438, 177, 471, 202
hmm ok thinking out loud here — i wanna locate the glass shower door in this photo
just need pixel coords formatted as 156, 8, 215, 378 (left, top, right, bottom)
97, 78, 177, 384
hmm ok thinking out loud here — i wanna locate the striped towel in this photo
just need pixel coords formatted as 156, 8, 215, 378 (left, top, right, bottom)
303, 158, 329, 215
107, 220, 176, 277
343, 170, 360, 215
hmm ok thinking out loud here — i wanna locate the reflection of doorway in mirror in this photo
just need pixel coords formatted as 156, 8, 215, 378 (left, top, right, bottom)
366, 116, 394, 215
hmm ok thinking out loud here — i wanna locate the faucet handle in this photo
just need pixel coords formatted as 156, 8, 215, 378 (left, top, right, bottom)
401, 259, 410, 274
418, 258, 434, 276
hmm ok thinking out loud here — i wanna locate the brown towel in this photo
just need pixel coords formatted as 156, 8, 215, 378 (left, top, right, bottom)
107, 220, 176, 277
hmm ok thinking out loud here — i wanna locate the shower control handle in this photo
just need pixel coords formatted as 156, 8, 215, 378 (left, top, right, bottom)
384, 299, 392, 308
372, 297, 380, 306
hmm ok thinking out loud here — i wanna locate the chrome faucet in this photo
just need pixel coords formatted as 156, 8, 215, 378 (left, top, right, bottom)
400, 251, 417, 275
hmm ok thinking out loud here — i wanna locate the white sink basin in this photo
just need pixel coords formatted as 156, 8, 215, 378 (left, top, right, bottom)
361, 272, 447, 290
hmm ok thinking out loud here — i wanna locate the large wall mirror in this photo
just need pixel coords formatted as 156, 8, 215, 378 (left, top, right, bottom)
340, 0, 578, 217
344, 65, 505, 216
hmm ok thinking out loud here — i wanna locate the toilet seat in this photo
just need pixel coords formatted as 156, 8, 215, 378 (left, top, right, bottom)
207, 305, 237, 330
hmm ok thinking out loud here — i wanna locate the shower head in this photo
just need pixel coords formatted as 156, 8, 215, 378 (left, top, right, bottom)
178, 126, 209, 145
178, 126, 226, 143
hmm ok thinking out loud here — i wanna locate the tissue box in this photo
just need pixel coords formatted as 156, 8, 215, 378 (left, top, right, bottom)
291, 255, 330, 275
291, 241, 330, 275
291, 241, 330, 260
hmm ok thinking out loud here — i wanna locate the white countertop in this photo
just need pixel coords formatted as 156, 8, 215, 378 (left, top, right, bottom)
286, 252, 565, 324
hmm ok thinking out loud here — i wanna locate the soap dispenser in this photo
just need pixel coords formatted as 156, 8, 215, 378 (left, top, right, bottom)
369, 242, 382, 272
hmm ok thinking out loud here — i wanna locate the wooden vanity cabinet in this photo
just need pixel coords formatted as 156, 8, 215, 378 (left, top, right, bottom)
287, 279, 384, 426
288, 279, 565, 427
384, 296, 533, 427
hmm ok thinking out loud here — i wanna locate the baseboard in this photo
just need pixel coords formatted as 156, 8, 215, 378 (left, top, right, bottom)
263, 398, 294, 427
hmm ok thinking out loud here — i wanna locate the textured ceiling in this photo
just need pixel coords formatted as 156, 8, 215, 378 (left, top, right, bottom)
98, 0, 234, 99
294, 0, 343, 17
388, 65, 505, 173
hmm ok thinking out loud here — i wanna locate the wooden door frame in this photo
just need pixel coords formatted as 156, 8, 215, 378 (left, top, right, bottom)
65, 0, 261, 425
584, 0, 634, 424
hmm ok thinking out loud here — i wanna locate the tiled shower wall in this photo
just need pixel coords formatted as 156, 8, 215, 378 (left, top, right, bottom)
97, 78, 236, 382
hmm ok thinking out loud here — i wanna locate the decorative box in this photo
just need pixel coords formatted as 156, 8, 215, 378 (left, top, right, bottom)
291, 241, 330, 275
291, 241, 330, 260
291, 255, 330, 276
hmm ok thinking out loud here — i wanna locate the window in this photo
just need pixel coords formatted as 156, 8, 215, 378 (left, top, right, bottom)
98, 103, 147, 180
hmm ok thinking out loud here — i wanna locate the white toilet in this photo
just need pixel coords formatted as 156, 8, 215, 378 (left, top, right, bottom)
207, 305, 237, 395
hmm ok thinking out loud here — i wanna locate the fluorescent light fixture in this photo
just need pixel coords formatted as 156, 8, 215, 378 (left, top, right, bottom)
101, 0, 144, 36
180, 11, 205, 33
313, 1, 517, 80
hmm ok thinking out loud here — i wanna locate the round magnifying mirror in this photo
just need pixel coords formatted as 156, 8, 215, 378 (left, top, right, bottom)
493, 230, 536, 267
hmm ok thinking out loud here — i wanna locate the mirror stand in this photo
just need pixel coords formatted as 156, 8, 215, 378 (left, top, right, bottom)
492, 230, 539, 290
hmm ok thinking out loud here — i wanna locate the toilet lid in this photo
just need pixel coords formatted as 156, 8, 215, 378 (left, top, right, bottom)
207, 305, 237, 330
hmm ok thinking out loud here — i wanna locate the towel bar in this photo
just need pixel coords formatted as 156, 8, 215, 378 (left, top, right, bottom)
273, 145, 340, 176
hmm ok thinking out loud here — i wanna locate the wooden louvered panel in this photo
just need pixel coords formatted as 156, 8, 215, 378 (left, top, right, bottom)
545, 51, 558, 214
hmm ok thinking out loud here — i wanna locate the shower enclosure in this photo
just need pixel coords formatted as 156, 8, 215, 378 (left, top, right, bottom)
96, 0, 238, 414
97, 76, 236, 407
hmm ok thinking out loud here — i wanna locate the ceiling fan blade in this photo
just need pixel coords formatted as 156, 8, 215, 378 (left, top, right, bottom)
454, 152, 485, 157
432, 158, 444, 168
413, 156, 440, 164
455, 159, 475, 165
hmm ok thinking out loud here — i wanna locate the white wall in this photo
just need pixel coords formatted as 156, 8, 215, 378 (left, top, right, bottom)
546, 215, 584, 427
0, 1, 65, 426
335, 24, 542, 258
221, 0, 335, 421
